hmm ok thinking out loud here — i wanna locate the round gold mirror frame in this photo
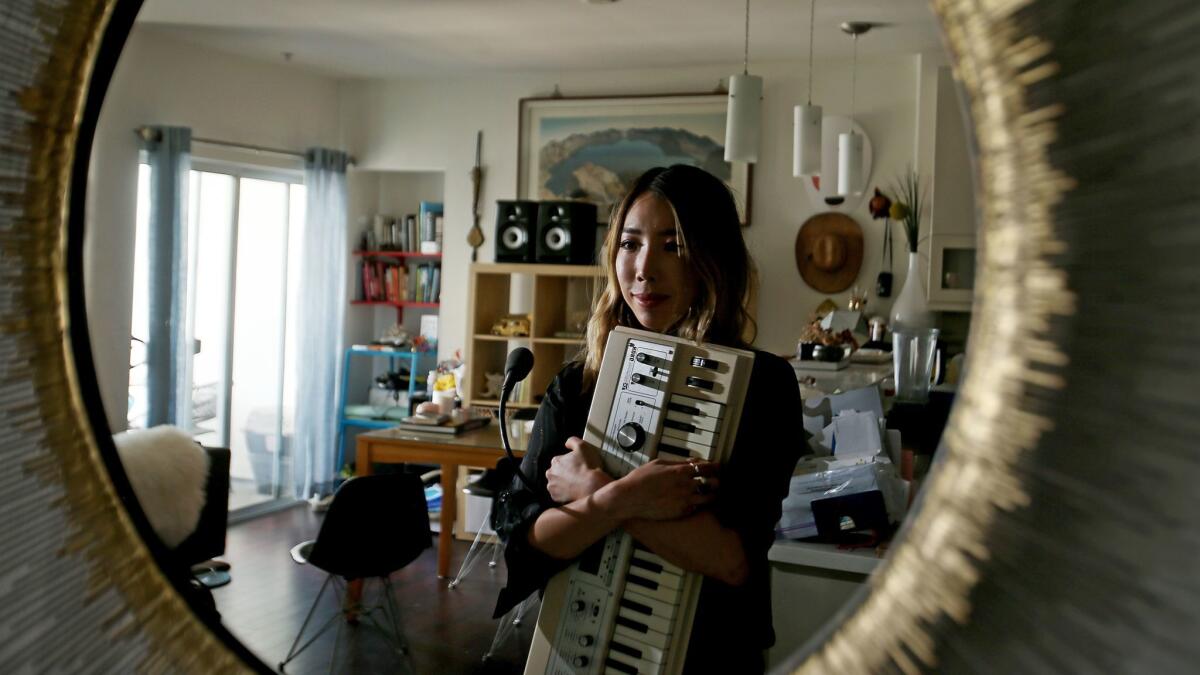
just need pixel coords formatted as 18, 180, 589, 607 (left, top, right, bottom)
2, 0, 1197, 672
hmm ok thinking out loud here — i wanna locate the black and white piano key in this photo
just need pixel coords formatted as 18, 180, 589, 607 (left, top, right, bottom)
608, 630, 667, 664
661, 424, 715, 448
666, 394, 724, 420
606, 646, 665, 674
653, 436, 714, 460
620, 596, 677, 632
633, 548, 685, 577
614, 614, 672, 650
623, 573, 683, 605
626, 561, 683, 590
654, 442, 692, 460
618, 603, 673, 638
665, 409, 720, 433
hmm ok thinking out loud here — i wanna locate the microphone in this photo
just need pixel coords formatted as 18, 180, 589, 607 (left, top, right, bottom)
502, 347, 534, 395
498, 347, 543, 499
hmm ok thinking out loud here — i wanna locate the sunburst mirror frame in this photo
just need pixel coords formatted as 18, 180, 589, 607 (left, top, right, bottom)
2, 0, 1197, 672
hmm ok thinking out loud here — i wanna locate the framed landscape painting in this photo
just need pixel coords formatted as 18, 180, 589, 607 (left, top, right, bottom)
517, 93, 753, 226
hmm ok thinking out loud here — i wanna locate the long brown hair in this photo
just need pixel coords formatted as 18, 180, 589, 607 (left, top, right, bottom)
581, 165, 757, 389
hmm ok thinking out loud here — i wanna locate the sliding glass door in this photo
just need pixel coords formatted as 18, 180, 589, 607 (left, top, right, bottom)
130, 160, 305, 512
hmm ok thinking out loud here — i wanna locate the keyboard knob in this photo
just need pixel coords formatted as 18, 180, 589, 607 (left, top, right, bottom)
573, 656, 590, 667
636, 352, 650, 363
617, 423, 645, 452
571, 600, 586, 613
631, 373, 645, 385
578, 635, 595, 647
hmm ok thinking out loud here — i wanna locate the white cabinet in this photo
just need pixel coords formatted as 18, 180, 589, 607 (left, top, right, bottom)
926, 67, 978, 311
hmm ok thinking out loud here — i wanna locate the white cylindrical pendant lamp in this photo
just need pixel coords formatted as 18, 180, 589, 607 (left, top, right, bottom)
837, 131, 864, 196
725, 73, 763, 163
793, 103, 822, 176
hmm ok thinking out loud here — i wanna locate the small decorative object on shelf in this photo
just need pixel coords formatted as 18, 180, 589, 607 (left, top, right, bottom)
376, 323, 410, 348
489, 314, 531, 337
481, 372, 504, 399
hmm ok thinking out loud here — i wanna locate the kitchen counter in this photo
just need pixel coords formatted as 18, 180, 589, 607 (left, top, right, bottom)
766, 538, 886, 669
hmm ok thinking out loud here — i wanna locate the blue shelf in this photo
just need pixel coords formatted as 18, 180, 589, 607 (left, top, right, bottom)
335, 347, 437, 472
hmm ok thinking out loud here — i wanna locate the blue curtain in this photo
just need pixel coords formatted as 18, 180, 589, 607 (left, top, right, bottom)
293, 148, 350, 498
141, 126, 192, 428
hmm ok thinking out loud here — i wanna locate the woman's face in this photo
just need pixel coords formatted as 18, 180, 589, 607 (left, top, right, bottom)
616, 194, 697, 333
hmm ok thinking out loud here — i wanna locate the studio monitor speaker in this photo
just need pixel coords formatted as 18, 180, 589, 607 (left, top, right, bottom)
535, 201, 599, 265
495, 200, 538, 263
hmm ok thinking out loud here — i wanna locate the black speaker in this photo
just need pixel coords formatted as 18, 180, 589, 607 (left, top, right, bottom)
495, 200, 538, 262
535, 201, 599, 264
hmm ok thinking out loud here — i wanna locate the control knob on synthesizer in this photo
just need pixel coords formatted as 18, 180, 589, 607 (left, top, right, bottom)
616, 423, 646, 452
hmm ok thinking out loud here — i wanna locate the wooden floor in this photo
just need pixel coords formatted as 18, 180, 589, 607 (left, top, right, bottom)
213, 504, 535, 674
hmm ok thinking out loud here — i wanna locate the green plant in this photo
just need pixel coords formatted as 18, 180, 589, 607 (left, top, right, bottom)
888, 167, 926, 253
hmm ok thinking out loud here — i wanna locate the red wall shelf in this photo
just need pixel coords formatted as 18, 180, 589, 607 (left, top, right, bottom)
351, 300, 440, 309
353, 250, 442, 259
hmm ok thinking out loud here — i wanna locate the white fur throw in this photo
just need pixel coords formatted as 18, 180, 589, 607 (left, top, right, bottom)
113, 425, 209, 549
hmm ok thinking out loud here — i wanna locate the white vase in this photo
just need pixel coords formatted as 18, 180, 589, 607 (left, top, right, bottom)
891, 251, 935, 330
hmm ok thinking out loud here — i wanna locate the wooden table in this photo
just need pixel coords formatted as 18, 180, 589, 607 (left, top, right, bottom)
356, 422, 528, 578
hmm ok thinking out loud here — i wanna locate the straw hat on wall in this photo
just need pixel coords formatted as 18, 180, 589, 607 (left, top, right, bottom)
795, 212, 864, 293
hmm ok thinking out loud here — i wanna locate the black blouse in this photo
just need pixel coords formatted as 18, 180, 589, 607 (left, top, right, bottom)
494, 349, 807, 673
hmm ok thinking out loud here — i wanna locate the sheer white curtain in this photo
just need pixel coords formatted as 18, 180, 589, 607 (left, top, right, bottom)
292, 148, 350, 499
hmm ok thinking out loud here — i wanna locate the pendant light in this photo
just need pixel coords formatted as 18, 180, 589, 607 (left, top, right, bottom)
837, 21, 871, 197
725, 0, 763, 163
793, 0, 821, 177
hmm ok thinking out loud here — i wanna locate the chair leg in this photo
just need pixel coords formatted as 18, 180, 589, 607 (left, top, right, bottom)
484, 593, 539, 662
280, 574, 341, 670
329, 605, 347, 675
447, 504, 493, 589
488, 530, 503, 568
380, 577, 410, 656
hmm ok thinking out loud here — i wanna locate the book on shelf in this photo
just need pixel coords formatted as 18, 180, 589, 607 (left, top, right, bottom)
419, 201, 444, 254
395, 415, 491, 436
406, 214, 417, 253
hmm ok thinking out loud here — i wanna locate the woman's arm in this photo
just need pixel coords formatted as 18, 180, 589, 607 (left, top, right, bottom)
528, 457, 717, 561
624, 512, 749, 586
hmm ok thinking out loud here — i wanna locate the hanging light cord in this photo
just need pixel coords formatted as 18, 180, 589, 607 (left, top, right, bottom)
806, 0, 816, 105
742, 0, 750, 75
850, 33, 858, 125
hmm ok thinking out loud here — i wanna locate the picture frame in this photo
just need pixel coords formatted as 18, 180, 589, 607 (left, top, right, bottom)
517, 93, 754, 226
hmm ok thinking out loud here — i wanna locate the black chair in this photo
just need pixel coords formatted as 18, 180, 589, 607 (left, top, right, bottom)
176, 447, 231, 584
280, 473, 432, 673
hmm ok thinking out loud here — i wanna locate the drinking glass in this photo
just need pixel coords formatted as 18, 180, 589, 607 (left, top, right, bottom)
892, 327, 940, 402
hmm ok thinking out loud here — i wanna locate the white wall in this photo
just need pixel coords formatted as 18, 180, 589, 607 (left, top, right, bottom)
86, 31, 959, 426
340, 54, 944, 362
86, 27, 343, 431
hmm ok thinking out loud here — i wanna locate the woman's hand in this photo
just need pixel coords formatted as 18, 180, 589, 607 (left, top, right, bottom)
545, 436, 612, 503
607, 459, 719, 521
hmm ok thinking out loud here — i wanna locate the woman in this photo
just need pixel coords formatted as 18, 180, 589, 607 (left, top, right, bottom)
494, 165, 806, 673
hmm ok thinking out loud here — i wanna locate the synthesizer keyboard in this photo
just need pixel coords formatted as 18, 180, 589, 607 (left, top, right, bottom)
524, 326, 755, 675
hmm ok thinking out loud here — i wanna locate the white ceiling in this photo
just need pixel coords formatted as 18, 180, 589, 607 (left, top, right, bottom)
136, 0, 946, 79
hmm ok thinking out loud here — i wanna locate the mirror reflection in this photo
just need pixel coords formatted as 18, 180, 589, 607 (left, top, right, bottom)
85, 0, 968, 672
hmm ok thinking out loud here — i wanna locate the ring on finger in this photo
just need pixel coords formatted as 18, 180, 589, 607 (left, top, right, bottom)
693, 475, 710, 494
691, 462, 702, 476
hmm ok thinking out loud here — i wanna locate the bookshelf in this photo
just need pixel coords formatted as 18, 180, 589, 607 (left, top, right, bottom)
345, 169, 445, 447
464, 262, 600, 410
353, 250, 442, 321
